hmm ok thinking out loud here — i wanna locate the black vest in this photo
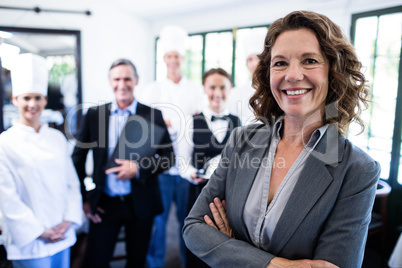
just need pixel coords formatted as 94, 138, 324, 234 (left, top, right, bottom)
191, 113, 241, 170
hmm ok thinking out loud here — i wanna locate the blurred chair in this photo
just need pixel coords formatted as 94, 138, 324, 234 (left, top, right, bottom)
388, 231, 402, 268
368, 179, 392, 267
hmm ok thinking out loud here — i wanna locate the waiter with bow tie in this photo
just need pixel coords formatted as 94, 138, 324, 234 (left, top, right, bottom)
177, 68, 241, 268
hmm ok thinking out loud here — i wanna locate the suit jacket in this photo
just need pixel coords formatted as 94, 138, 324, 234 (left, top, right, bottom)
72, 102, 174, 219
183, 123, 380, 268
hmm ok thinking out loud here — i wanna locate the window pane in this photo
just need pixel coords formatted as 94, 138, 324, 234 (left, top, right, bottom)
234, 27, 267, 86
368, 136, 393, 153
377, 13, 402, 57
369, 150, 392, 179
205, 32, 233, 74
372, 56, 400, 99
349, 16, 377, 154
155, 39, 166, 81
354, 16, 378, 58
183, 35, 203, 84
369, 98, 396, 138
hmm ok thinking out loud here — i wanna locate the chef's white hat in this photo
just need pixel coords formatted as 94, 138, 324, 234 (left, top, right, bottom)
244, 31, 266, 58
11, 53, 48, 97
159, 25, 188, 56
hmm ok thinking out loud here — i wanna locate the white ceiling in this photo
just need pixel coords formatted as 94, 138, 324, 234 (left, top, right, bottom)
0, 0, 271, 22
109, 0, 269, 21
0, 0, 271, 56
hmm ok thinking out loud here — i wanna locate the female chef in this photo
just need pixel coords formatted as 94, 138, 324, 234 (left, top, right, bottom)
0, 53, 83, 268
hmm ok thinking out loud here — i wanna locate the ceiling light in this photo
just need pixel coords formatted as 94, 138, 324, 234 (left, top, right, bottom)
0, 31, 13, 39
0, 43, 21, 69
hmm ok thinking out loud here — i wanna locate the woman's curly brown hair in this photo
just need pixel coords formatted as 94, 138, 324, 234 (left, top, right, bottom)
250, 10, 369, 135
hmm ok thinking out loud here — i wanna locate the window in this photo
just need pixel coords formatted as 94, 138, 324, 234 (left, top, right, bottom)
0, 27, 82, 137
204, 31, 233, 76
234, 27, 267, 86
155, 25, 269, 86
350, 6, 402, 185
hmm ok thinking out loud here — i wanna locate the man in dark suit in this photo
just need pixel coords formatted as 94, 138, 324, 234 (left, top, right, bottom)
72, 59, 174, 268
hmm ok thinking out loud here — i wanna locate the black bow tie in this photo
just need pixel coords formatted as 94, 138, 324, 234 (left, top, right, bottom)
211, 115, 229, 121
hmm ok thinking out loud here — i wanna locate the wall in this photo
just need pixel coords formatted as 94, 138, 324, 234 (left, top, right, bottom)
151, 0, 402, 35
0, 0, 154, 105
149, 0, 402, 79
0, 0, 401, 103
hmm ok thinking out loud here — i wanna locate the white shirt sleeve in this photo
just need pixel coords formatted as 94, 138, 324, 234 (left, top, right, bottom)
64, 141, 83, 226
176, 116, 198, 184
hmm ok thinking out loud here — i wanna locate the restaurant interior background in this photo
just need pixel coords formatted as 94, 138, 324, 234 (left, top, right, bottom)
0, 0, 401, 267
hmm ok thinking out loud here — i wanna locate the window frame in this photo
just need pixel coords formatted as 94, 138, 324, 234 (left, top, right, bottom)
350, 5, 402, 188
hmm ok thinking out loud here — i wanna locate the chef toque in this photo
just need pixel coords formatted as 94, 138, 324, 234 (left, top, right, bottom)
244, 31, 266, 58
159, 25, 188, 57
11, 53, 48, 97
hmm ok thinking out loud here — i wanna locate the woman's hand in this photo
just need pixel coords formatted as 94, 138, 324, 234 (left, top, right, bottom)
52, 221, 72, 235
38, 221, 73, 243
204, 197, 234, 238
38, 228, 65, 243
267, 257, 339, 268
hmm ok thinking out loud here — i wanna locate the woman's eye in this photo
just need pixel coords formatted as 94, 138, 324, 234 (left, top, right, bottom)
23, 97, 30, 101
305, 58, 318, 64
272, 61, 286, 67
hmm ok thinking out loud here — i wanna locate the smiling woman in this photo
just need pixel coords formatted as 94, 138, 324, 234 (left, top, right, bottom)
183, 10, 380, 268
0, 53, 83, 268
12, 94, 48, 131
269, 28, 329, 122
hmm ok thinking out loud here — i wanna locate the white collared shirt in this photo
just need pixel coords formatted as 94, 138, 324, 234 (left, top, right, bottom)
105, 99, 138, 196
176, 108, 231, 183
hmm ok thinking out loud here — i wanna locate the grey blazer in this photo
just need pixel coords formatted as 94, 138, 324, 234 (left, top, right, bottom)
183, 123, 380, 268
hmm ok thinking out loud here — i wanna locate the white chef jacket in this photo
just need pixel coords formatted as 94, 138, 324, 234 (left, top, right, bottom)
226, 80, 256, 125
136, 77, 207, 175
0, 122, 83, 260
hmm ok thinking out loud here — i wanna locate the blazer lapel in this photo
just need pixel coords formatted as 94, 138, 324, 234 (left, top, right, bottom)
268, 125, 344, 254
99, 103, 111, 166
135, 102, 148, 119
230, 124, 272, 240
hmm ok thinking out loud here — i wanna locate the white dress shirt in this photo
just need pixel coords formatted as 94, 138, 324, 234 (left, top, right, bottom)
104, 99, 138, 196
177, 108, 231, 183
0, 122, 83, 260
